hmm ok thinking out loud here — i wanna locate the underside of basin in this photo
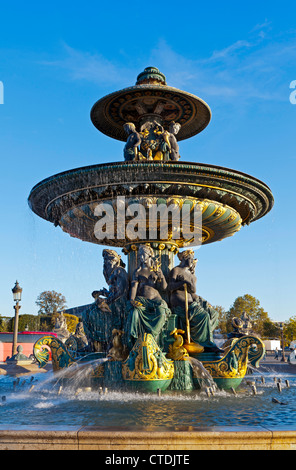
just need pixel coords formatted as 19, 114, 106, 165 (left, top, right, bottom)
28, 161, 274, 249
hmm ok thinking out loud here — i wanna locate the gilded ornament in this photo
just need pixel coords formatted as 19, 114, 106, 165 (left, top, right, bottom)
166, 328, 189, 361
198, 336, 265, 380
122, 333, 174, 382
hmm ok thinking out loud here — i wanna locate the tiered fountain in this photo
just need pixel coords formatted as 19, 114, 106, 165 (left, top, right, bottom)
28, 67, 274, 392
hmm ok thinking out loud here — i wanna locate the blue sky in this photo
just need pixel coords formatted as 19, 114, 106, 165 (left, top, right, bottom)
0, 1, 295, 321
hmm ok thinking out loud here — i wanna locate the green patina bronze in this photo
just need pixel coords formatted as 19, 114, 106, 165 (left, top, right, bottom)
30, 67, 272, 392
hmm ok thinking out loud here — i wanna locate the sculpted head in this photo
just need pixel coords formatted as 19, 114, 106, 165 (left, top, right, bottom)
177, 249, 197, 269
169, 121, 181, 135
138, 244, 154, 267
102, 249, 125, 277
123, 122, 136, 135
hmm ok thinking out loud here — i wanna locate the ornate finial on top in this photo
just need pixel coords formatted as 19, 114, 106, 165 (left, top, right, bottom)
136, 67, 167, 86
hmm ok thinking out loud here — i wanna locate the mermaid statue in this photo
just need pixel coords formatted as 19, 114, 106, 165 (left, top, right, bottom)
126, 244, 171, 350
82, 249, 129, 352
168, 249, 223, 354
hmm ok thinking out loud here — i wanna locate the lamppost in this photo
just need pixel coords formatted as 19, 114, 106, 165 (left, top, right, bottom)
279, 322, 286, 363
11, 280, 22, 357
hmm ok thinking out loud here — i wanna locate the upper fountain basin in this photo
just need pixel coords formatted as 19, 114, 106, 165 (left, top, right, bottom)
28, 161, 274, 248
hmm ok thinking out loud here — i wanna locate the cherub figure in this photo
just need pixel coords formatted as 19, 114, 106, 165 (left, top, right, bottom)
123, 122, 142, 161
161, 121, 181, 161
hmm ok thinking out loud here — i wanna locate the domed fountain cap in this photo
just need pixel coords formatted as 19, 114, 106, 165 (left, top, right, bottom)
136, 66, 167, 86
90, 67, 211, 142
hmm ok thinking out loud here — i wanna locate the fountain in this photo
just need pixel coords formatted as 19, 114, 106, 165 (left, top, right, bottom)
28, 67, 273, 394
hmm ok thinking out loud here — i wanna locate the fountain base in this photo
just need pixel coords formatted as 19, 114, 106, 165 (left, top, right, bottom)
33, 333, 265, 392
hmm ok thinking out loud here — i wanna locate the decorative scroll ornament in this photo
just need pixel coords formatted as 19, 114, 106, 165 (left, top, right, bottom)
34, 335, 75, 371
199, 336, 265, 380
122, 333, 174, 381
33, 335, 105, 378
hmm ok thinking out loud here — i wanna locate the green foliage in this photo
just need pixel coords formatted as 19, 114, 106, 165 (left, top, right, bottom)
216, 294, 294, 344
0, 314, 58, 333
261, 319, 281, 339
213, 305, 228, 334
36, 290, 67, 316
3, 317, 11, 332
39, 315, 55, 331
11, 314, 40, 332
284, 316, 296, 342
0, 315, 8, 332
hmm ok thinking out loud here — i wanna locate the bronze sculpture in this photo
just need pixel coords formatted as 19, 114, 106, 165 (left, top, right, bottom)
82, 249, 129, 352
160, 121, 181, 161
123, 123, 142, 161
30, 67, 271, 391
126, 244, 171, 349
168, 250, 223, 353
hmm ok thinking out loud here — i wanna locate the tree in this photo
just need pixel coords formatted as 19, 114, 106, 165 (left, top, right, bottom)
213, 305, 228, 334
262, 319, 281, 339
0, 315, 7, 332
11, 314, 41, 332
36, 291, 67, 316
284, 316, 296, 343
226, 294, 270, 336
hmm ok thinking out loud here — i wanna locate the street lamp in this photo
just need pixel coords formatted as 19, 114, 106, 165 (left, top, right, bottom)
11, 280, 22, 357
279, 322, 286, 363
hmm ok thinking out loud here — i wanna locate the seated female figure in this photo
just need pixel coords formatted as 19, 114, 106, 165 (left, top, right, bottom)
168, 250, 222, 353
126, 245, 170, 349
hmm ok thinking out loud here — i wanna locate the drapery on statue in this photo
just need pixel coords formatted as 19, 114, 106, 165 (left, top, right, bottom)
82, 249, 129, 352
168, 249, 223, 353
82, 246, 222, 356
126, 244, 170, 349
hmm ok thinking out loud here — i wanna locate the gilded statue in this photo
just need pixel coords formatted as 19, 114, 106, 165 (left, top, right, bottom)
166, 328, 189, 361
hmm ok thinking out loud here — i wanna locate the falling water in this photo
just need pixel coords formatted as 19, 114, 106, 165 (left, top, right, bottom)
187, 356, 216, 389
38, 356, 110, 390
